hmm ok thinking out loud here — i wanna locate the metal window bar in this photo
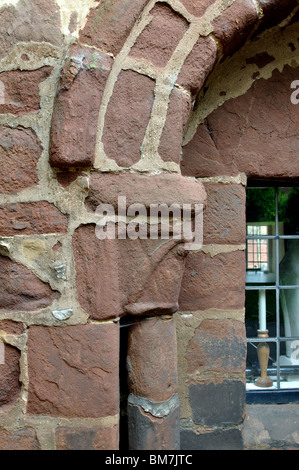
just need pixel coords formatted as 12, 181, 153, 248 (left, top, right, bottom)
246, 186, 299, 391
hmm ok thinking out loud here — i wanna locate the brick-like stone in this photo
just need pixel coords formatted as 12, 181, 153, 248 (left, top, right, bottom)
256, 0, 298, 35
129, 2, 189, 68
181, 427, 243, 450
181, 65, 299, 179
179, 0, 217, 17
55, 425, 119, 450
0, 201, 68, 236
27, 323, 119, 418
127, 317, 178, 402
158, 87, 191, 164
79, 0, 150, 57
179, 250, 246, 311
128, 401, 180, 450
0, 428, 40, 450
188, 379, 246, 426
177, 35, 218, 96
212, 0, 258, 56
0, 0, 62, 59
49, 45, 113, 168
0, 126, 42, 194
203, 183, 246, 244
186, 319, 246, 375
0, 67, 53, 115
0, 343, 21, 407
102, 70, 155, 167
0, 320, 25, 335
0, 254, 59, 312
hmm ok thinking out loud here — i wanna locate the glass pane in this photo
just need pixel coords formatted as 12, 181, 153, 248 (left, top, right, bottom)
280, 240, 299, 286
245, 289, 277, 336
246, 238, 276, 284
246, 187, 275, 225
278, 187, 299, 235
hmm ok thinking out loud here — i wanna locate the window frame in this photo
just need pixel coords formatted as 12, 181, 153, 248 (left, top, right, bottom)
245, 181, 299, 403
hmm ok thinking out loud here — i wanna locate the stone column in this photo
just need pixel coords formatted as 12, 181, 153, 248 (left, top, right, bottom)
127, 315, 180, 450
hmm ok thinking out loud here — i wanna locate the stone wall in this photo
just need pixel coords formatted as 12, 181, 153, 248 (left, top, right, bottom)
0, 0, 298, 450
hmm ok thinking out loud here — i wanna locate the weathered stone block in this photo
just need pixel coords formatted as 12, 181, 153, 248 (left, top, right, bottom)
0, 343, 21, 407
55, 425, 119, 450
179, 250, 246, 311
158, 87, 191, 164
102, 70, 155, 167
0, 255, 59, 312
212, 0, 258, 56
0, 427, 40, 450
177, 36, 218, 96
0, 126, 42, 194
186, 319, 246, 375
203, 182, 246, 245
0, 67, 53, 115
127, 317, 178, 402
178, 0, 217, 17
129, 2, 189, 68
27, 323, 119, 418
188, 379, 246, 426
49, 45, 113, 168
0, 201, 68, 236
256, 0, 298, 34
181, 427, 243, 450
79, 0, 150, 57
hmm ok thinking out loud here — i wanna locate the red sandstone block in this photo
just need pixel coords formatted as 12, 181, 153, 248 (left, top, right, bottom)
0, 67, 53, 115
0, 427, 40, 450
158, 86, 191, 164
0, 201, 68, 236
179, 250, 246, 311
177, 35, 218, 96
186, 318, 246, 375
0, 343, 21, 407
55, 425, 119, 450
27, 323, 119, 418
79, 0, 150, 56
127, 317, 178, 402
257, 0, 297, 34
212, 0, 258, 56
179, 0, 217, 17
203, 182, 246, 245
49, 44, 113, 168
0, 254, 59, 313
129, 2, 189, 68
0, 126, 42, 195
102, 70, 155, 167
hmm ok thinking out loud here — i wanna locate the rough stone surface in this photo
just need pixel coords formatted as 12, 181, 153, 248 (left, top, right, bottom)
79, 0, 151, 56
182, 65, 299, 179
188, 379, 246, 426
102, 70, 155, 167
0, 0, 62, 59
0, 67, 53, 115
158, 87, 191, 164
179, 0, 217, 17
0, 201, 68, 236
179, 251, 246, 311
0, 126, 42, 194
73, 224, 187, 320
202, 183, 246, 245
0, 320, 25, 335
27, 323, 119, 418
186, 319, 246, 375
129, 2, 189, 68
0, 255, 59, 312
128, 401, 180, 450
55, 425, 119, 450
256, 0, 298, 34
212, 0, 258, 56
0, 343, 21, 407
177, 35, 218, 96
50, 45, 113, 168
127, 317, 178, 402
85, 172, 207, 210
0, 428, 41, 450
181, 427, 243, 450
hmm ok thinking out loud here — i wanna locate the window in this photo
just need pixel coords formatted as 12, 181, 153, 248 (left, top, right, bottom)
246, 184, 299, 400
